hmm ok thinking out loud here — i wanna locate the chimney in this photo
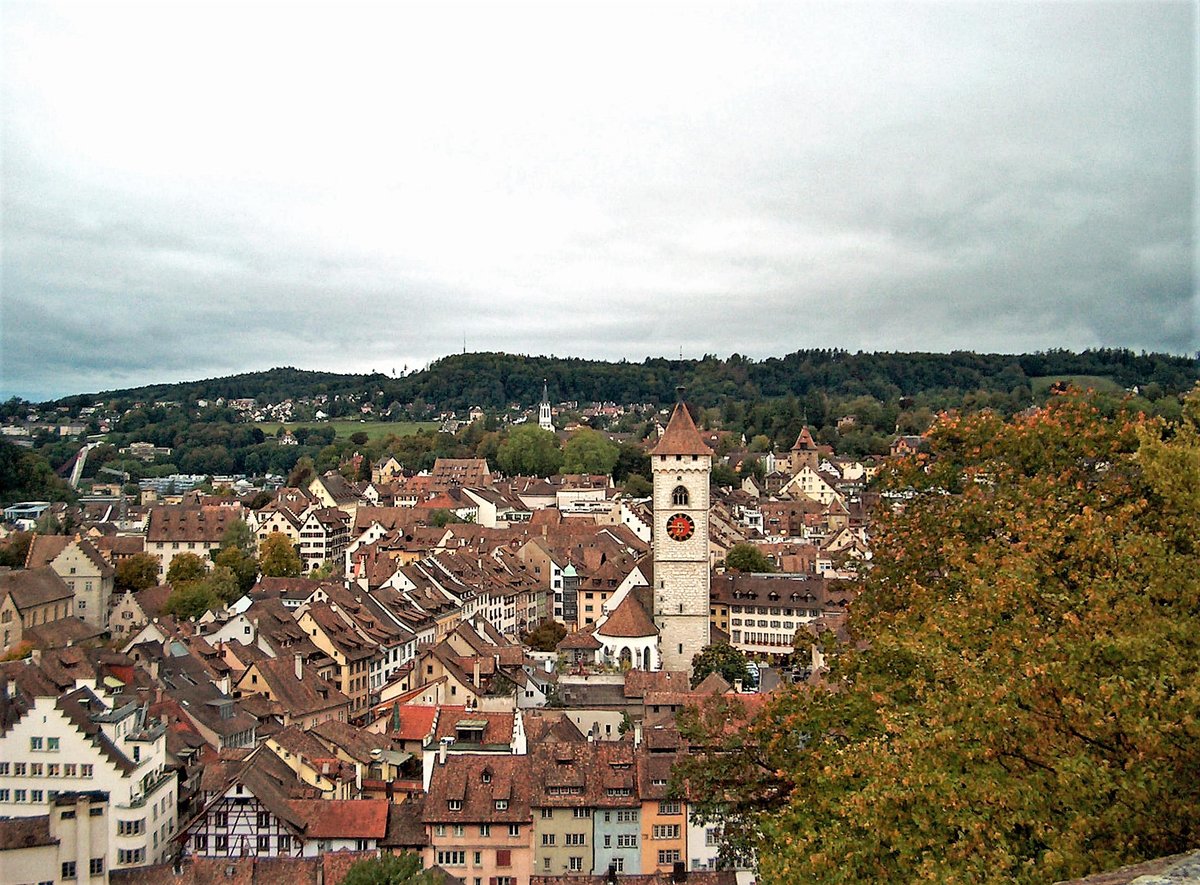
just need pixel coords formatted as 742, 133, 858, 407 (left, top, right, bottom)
633, 720, 643, 748
438, 741, 447, 765
473, 659, 481, 689
294, 653, 303, 681
220, 675, 231, 695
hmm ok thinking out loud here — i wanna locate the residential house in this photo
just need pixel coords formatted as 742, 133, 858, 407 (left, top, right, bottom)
145, 505, 243, 577
0, 567, 74, 653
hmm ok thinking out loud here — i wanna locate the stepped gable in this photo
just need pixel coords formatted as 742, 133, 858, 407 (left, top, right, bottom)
650, 401, 712, 457
595, 592, 657, 639
23, 533, 71, 568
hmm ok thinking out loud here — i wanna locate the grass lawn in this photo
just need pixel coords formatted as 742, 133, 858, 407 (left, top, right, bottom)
1029, 375, 1124, 396
255, 420, 438, 440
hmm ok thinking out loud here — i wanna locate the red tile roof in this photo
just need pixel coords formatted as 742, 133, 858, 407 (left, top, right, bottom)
596, 593, 657, 639
650, 402, 712, 457
288, 798, 390, 838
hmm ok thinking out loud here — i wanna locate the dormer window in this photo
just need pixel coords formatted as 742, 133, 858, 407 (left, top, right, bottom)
481, 770, 492, 784
448, 799, 462, 811
495, 799, 508, 810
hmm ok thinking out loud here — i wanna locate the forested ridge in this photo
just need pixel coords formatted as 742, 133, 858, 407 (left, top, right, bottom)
48, 348, 1198, 411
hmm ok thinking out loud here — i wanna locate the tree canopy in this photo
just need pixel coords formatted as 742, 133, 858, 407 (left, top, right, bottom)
259, 532, 302, 578
495, 425, 563, 477
690, 642, 752, 689
165, 552, 208, 585
115, 552, 160, 592
340, 852, 440, 885
561, 429, 620, 475
723, 543, 775, 573
678, 388, 1200, 883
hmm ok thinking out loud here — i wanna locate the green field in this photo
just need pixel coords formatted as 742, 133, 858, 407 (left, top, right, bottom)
255, 420, 438, 441
1029, 375, 1124, 396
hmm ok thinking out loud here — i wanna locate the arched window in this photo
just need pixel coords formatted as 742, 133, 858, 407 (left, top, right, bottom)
672, 486, 689, 506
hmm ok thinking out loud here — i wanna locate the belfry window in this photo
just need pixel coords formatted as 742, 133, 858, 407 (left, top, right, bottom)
672, 486, 689, 506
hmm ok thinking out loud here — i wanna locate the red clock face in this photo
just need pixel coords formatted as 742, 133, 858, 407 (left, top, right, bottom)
666, 513, 695, 542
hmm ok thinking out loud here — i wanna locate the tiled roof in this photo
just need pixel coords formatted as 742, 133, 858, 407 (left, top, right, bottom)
0, 813, 53, 850
380, 796, 429, 848
650, 402, 712, 457
0, 566, 73, 611
23, 533, 71, 568
595, 593, 657, 639
146, 505, 242, 543
423, 754, 532, 824
287, 798, 390, 838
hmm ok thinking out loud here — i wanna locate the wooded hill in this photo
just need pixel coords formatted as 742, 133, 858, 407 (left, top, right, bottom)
47, 348, 1199, 412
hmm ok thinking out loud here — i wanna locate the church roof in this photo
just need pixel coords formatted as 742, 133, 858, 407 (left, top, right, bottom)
650, 402, 712, 457
596, 593, 658, 639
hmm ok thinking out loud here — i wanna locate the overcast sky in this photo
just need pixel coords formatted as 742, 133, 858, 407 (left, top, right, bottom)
2, 1, 1195, 401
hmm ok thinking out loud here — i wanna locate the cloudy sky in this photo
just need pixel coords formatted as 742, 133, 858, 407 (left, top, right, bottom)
2, 1, 1195, 401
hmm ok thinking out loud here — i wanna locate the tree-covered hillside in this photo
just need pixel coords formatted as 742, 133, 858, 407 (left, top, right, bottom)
46, 348, 1198, 412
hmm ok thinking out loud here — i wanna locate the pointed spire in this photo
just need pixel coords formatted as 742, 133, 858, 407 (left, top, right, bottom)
651, 398, 712, 456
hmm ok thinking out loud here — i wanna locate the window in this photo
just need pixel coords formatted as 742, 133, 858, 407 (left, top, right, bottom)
14, 789, 26, 802
653, 824, 681, 840
572, 807, 591, 818
473, 851, 481, 865
62, 809, 77, 820
81, 764, 93, 778
658, 849, 681, 865
479, 823, 491, 837
31, 763, 43, 776
453, 825, 464, 837
613, 857, 625, 872
434, 825, 446, 837
278, 835, 291, 852
659, 800, 681, 815
617, 809, 638, 822
543, 858, 551, 872
64, 764, 76, 777
215, 835, 229, 852
89, 806, 102, 817
0, 762, 7, 775
672, 485, 690, 506
48, 764, 59, 776
436, 850, 466, 866
541, 833, 555, 845
257, 811, 269, 828
47, 737, 59, 751
618, 834, 638, 848
30, 736, 43, 751
448, 799, 462, 811
118, 848, 146, 865
62, 861, 77, 879
194, 834, 207, 851
494, 799, 508, 810
507, 824, 520, 837
496, 849, 512, 867
31, 789, 43, 802
706, 828, 720, 846
90, 857, 104, 876
569, 856, 583, 871
0, 790, 8, 801
214, 811, 228, 828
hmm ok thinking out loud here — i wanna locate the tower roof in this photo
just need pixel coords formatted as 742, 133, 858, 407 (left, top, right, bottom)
792, 427, 818, 451
651, 402, 712, 457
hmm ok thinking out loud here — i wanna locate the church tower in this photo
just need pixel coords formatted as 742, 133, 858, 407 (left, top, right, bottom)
651, 390, 712, 673
539, 380, 553, 432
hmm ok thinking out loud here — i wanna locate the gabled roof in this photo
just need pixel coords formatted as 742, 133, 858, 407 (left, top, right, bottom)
595, 593, 657, 639
288, 799, 390, 839
650, 401, 712, 457
0, 566, 73, 611
23, 533, 71, 568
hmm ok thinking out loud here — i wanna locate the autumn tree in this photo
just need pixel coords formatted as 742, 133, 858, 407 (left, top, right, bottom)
115, 552, 161, 592
165, 552, 208, 585
522, 619, 567, 652
678, 388, 1200, 884
259, 532, 302, 578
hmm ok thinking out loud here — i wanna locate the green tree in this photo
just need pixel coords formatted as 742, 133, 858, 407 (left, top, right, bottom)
165, 552, 208, 585
621, 474, 652, 497
219, 518, 255, 555
214, 545, 258, 596
162, 581, 222, 620
115, 553, 161, 592
561, 429, 619, 475
678, 388, 1200, 883
522, 619, 568, 652
310, 559, 337, 579
0, 531, 32, 569
259, 532, 302, 577
496, 425, 563, 477
690, 642, 751, 689
613, 442, 651, 483
287, 455, 316, 488
340, 852, 438, 885
711, 462, 739, 488
723, 543, 775, 573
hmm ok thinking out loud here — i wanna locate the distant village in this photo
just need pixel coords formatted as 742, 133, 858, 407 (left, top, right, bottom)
0, 386, 914, 885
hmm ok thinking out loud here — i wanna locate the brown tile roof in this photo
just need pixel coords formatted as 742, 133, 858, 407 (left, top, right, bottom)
0, 813, 53, 850
288, 798, 390, 838
423, 754, 533, 824
242, 655, 349, 716
623, 670, 691, 699
650, 402, 712, 457
23, 533, 71, 568
595, 593, 657, 639
0, 566, 73, 611
380, 796, 429, 849
146, 505, 242, 543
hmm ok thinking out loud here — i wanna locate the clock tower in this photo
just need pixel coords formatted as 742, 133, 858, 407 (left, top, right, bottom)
651, 391, 713, 673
